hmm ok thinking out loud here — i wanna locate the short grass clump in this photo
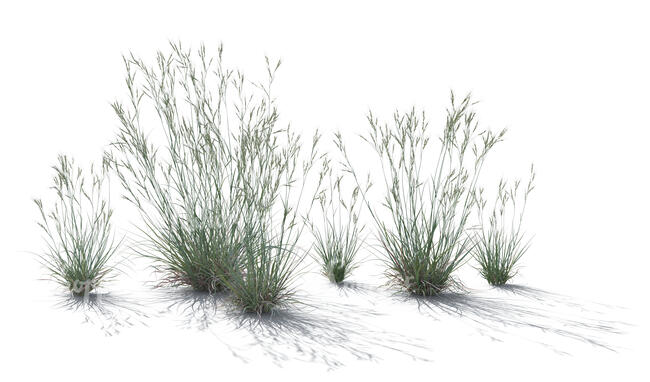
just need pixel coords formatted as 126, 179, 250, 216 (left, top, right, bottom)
308, 140, 366, 283
35, 155, 120, 296
472, 166, 535, 286
340, 93, 505, 296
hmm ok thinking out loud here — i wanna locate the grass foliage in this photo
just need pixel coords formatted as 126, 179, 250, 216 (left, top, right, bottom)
107, 43, 318, 312
308, 138, 366, 283
35, 155, 120, 295
107, 44, 244, 292
218, 116, 321, 314
33, 40, 537, 310
341, 94, 505, 295
473, 166, 535, 285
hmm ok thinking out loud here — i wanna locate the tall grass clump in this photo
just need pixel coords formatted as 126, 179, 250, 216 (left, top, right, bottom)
220, 127, 321, 314
308, 137, 366, 283
107, 44, 244, 292
472, 166, 535, 285
340, 93, 505, 295
34, 155, 120, 296
107, 43, 319, 312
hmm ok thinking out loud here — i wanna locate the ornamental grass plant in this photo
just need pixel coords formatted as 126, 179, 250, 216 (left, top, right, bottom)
472, 166, 535, 285
35, 155, 121, 295
340, 93, 505, 295
308, 139, 366, 283
217, 120, 322, 314
107, 44, 246, 292
107, 43, 319, 312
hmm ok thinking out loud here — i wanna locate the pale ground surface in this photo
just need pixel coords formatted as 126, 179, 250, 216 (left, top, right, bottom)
1, 1, 649, 380
1, 251, 645, 380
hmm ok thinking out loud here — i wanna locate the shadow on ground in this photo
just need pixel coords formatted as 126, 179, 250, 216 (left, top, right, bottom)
54, 292, 151, 336
334, 281, 377, 297
498, 284, 627, 312
150, 288, 431, 368
403, 284, 631, 354
52, 283, 629, 363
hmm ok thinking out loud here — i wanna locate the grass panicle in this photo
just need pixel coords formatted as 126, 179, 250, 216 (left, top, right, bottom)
35, 155, 120, 296
308, 137, 366, 283
340, 93, 505, 296
473, 165, 535, 285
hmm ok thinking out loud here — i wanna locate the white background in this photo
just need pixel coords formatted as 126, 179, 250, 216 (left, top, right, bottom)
1, 1, 648, 380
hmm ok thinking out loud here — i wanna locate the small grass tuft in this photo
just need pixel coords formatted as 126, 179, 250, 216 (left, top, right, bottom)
35, 155, 120, 295
308, 140, 366, 284
473, 165, 535, 286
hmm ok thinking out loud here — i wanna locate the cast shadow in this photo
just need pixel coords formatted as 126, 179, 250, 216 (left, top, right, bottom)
227, 300, 433, 368
405, 286, 630, 354
334, 280, 377, 297
151, 288, 431, 369
497, 284, 626, 312
54, 292, 152, 336
150, 288, 228, 330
